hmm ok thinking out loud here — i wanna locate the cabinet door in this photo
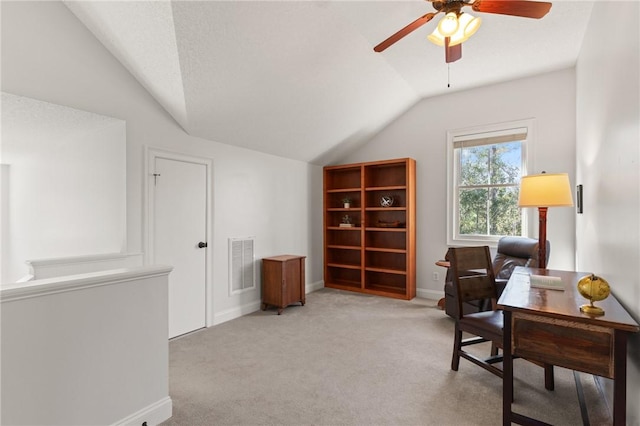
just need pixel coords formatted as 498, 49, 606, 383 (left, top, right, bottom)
283, 259, 301, 305
262, 260, 282, 306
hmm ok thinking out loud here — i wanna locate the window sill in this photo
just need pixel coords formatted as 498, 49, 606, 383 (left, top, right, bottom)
447, 236, 501, 248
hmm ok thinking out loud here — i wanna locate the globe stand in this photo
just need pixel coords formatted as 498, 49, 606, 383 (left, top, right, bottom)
577, 274, 609, 317
580, 301, 605, 316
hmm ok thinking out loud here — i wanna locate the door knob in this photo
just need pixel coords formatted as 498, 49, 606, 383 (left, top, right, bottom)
198, 242, 207, 248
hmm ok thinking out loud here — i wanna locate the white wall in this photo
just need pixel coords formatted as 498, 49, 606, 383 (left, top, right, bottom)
1, 1, 323, 320
341, 69, 577, 299
575, 1, 640, 423
1, 93, 127, 283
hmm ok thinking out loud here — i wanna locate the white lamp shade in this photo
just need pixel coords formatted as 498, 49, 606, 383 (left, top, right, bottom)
518, 173, 574, 207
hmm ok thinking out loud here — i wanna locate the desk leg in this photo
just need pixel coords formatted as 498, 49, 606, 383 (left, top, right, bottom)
503, 310, 513, 426
613, 330, 627, 426
544, 364, 554, 391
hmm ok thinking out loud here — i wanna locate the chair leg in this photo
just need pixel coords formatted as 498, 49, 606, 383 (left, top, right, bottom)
490, 343, 498, 357
451, 325, 462, 371
544, 364, 554, 390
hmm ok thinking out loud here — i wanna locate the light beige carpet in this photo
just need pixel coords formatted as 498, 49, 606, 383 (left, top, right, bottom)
162, 288, 609, 425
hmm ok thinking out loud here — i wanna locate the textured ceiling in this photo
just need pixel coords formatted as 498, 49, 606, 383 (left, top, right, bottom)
64, 0, 594, 165
2, 92, 124, 143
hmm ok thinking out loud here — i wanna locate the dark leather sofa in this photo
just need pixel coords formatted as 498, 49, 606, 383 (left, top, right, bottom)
443, 236, 550, 318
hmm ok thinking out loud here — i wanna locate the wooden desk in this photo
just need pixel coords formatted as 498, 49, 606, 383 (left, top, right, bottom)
498, 266, 639, 426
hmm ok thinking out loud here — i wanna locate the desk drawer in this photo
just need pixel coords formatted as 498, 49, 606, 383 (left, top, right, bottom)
512, 312, 614, 378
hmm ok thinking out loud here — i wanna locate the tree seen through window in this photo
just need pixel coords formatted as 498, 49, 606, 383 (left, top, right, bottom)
457, 142, 522, 237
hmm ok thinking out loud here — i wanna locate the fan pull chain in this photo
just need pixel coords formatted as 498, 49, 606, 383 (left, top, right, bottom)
447, 64, 451, 88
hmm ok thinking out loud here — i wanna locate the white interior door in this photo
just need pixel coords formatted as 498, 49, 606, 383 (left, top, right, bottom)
154, 157, 207, 338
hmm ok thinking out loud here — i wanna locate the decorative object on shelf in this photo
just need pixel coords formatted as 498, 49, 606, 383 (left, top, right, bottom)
380, 195, 394, 207
342, 197, 352, 209
577, 273, 610, 316
377, 220, 404, 228
518, 171, 573, 268
340, 215, 354, 228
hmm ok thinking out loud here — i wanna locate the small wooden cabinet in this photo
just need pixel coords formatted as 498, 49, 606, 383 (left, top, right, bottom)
261, 255, 306, 315
323, 158, 416, 300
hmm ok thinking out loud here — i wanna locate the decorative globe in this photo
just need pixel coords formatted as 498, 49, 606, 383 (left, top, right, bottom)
380, 195, 394, 207
577, 274, 610, 316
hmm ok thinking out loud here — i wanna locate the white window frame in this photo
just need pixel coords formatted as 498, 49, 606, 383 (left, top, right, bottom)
446, 119, 535, 247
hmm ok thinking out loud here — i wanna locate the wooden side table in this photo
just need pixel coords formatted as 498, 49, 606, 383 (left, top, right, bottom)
261, 255, 306, 315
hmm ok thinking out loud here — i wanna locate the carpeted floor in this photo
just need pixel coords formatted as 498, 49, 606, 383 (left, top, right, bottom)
161, 288, 610, 425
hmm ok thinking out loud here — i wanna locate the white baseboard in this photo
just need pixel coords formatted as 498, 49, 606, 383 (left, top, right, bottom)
593, 375, 613, 420
306, 279, 324, 293
212, 279, 433, 325
213, 300, 262, 326
416, 288, 443, 301
305, 281, 441, 301
212, 280, 324, 325
113, 396, 172, 426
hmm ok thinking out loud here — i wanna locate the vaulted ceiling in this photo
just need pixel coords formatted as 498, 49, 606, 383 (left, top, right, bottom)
64, 1, 594, 164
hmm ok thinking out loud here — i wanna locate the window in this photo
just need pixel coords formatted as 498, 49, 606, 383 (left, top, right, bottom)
447, 120, 533, 246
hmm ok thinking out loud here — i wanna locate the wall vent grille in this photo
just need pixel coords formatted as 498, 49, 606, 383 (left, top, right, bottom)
229, 237, 255, 295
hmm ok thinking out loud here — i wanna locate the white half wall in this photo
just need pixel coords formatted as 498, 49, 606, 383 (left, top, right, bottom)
0, 266, 173, 426
340, 69, 577, 297
26, 252, 143, 280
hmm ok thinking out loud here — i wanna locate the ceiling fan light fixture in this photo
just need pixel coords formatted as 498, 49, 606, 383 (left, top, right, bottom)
428, 12, 482, 47
427, 26, 465, 47
437, 12, 459, 36
427, 28, 445, 47
460, 13, 482, 38
374, 0, 552, 63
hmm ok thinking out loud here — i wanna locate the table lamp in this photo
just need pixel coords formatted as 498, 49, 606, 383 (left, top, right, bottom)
518, 172, 574, 268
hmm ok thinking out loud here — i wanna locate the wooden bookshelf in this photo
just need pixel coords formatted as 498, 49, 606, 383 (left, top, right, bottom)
323, 158, 416, 300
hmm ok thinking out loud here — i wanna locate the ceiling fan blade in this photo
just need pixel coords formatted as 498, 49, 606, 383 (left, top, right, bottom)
471, 0, 552, 19
445, 37, 462, 63
374, 12, 437, 52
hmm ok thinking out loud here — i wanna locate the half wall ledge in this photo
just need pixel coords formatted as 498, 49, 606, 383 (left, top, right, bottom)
1, 264, 172, 302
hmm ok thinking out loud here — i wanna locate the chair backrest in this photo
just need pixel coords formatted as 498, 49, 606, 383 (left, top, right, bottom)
492, 236, 550, 280
447, 246, 497, 320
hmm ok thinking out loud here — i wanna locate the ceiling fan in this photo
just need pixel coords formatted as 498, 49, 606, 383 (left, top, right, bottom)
374, 0, 552, 63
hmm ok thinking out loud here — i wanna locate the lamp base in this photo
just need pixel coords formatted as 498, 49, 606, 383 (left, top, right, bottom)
580, 304, 605, 316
